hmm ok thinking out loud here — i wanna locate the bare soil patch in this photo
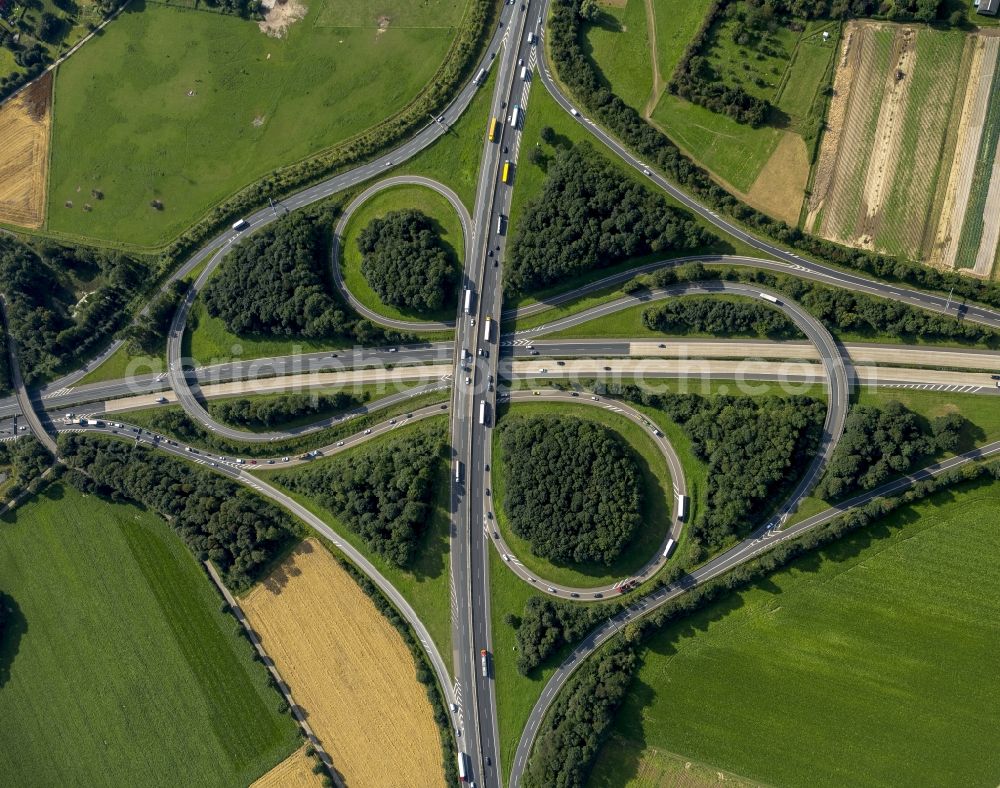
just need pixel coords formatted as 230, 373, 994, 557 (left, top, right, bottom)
0, 72, 53, 229
259, 0, 308, 38
251, 746, 324, 788
746, 131, 809, 225
241, 539, 444, 788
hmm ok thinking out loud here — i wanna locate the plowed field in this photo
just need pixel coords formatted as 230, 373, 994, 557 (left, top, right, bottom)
0, 73, 52, 228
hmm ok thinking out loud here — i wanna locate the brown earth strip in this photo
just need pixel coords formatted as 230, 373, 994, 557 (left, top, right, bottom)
930, 35, 998, 269
854, 27, 915, 249
0, 71, 52, 229
746, 132, 809, 225
241, 539, 445, 788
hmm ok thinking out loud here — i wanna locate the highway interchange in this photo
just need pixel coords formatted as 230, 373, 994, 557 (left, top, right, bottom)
3, 0, 1000, 785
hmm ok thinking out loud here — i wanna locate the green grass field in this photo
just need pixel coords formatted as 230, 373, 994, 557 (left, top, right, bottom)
399, 63, 496, 211
258, 416, 454, 669
0, 483, 299, 784
490, 400, 674, 589
651, 0, 714, 84
582, 0, 652, 111
590, 478, 1000, 787
46, 0, 468, 247
340, 184, 464, 323
651, 94, 782, 193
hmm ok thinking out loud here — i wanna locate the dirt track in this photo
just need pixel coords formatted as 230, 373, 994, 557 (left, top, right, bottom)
0, 72, 52, 229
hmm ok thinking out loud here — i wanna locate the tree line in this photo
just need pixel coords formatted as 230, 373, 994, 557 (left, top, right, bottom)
642, 296, 800, 338
641, 263, 1000, 347
58, 435, 295, 589
816, 401, 965, 499
525, 450, 1000, 788
274, 425, 446, 567
507, 142, 714, 293
213, 391, 366, 429
498, 415, 643, 566
203, 212, 409, 347
546, 0, 1000, 311
0, 236, 146, 385
357, 209, 456, 312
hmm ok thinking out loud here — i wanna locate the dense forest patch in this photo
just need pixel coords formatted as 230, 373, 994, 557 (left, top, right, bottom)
498, 415, 643, 566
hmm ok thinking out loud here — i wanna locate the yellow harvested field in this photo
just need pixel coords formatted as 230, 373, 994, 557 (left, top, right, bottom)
745, 132, 808, 225
0, 73, 52, 229
242, 539, 445, 788
251, 746, 324, 788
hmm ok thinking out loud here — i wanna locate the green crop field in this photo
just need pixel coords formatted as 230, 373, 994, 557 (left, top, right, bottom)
259, 416, 454, 669
46, 0, 469, 247
583, 0, 652, 111
589, 478, 1000, 787
0, 483, 299, 785
651, 95, 783, 193
490, 400, 674, 589
339, 183, 464, 323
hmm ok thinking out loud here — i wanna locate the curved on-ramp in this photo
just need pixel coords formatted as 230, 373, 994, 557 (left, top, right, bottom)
330, 176, 473, 332
487, 389, 686, 598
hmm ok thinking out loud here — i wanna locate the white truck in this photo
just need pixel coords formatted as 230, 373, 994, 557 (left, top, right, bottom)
232, 218, 249, 232
464, 288, 474, 314
479, 400, 487, 426
481, 648, 489, 677
483, 315, 493, 342
759, 292, 780, 304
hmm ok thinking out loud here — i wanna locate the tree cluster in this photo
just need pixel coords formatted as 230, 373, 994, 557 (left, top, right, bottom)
524, 641, 637, 788
507, 142, 714, 293
214, 392, 365, 429
357, 209, 456, 312
58, 435, 295, 589
816, 401, 964, 499
511, 596, 610, 675
0, 436, 53, 504
0, 236, 145, 384
546, 0, 1000, 311
275, 426, 446, 567
498, 416, 643, 566
202, 212, 406, 347
642, 296, 800, 338
121, 280, 188, 356
594, 384, 825, 547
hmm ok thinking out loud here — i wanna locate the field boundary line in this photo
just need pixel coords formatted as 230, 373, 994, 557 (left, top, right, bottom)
204, 560, 345, 788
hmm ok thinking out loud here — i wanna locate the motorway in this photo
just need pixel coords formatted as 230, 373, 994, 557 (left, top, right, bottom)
2, 0, 1000, 784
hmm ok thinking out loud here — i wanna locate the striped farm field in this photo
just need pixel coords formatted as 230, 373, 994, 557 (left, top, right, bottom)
811, 21, 1000, 278
251, 746, 324, 788
0, 484, 300, 785
240, 538, 446, 788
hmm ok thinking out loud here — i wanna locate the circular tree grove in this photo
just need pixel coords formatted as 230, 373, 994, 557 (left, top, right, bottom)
357, 209, 455, 312
498, 415, 643, 566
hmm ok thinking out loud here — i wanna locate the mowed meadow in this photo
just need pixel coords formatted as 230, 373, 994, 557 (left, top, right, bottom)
589, 479, 1000, 788
0, 483, 299, 785
46, 0, 469, 247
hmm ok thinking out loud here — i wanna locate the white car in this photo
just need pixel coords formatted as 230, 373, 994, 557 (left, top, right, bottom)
465, 376, 472, 385
282, 456, 289, 462
364, 429, 372, 435
337, 441, 344, 447
538, 368, 547, 373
